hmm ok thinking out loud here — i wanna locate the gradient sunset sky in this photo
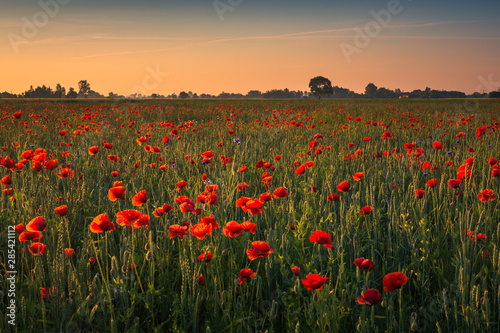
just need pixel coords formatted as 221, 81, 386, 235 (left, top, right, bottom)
2, 0, 500, 96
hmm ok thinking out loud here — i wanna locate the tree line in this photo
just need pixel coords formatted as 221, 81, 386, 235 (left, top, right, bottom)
1, 77, 499, 99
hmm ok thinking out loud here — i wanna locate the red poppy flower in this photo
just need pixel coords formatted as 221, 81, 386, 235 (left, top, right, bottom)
383, 272, 408, 292
169, 225, 189, 239
132, 190, 147, 206
116, 210, 150, 229
309, 230, 333, 249
432, 141, 443, 149
336, 181, 349, 192
40, 287, 55, 298
382, 132, 393, 140
241, 221, 256, 234
28, 242, 46, 256
301, 274, 327, 290
492, 168, 500, 178
256, 160, 264, 168
478, 189, 496, 202
54, 205, 67, 217
44, 160, 59, 170
352, 172, 364, 181
237, 182, 249, 192
198, 251, 212, 263
489, 157, 498, 166
357, 289, 382, 305
238, 166, 247, 172
191, 222, 212, 240
19, 230, 42, 241
90, 213, 116, 233
273, 187, 288, 199
360, 206, 373, 215
106, 187, 125, 202
223, 221, 244, 237
88, 146, 99, 155
26, 216, 47, 232
291, 266, 300, 276
237, 197, 264, 214
56, 167, 75, 179
363, 137, 372, 142
247, 241, 274, 260
65, 248, 75, 259
111, 171, 119, 177
201, 151, 214, 159
1, 174, 12, 185
176, 180, 188, 192
238, 268, 257, 285
415, 189, 425, 199
15, 223, 24, 234
426, 179, 438, 188
354, 258, 374, 270
448, 179, 461, 189
259, 192, 272, 202
327, 193, 340, 202
295, 164, 306, 175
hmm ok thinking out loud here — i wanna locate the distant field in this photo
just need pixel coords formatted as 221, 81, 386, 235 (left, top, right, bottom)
1, 98, 499, 332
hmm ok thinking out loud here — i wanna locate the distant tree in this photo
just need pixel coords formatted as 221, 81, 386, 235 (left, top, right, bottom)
55, 83, 65, 98
489, 91, 500, 98
179, 91, 189, 99
429, 90, 440, 98
419, 87, 431, 98
78, 80, 91, 98
364, 83, 378, 98
247, 90, 262, 98
67, 87, 78, 98
192, 93, 198, 99
309, 76, 333, 99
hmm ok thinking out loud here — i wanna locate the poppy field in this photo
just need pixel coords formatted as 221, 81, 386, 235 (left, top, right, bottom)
1, 98, 500, 332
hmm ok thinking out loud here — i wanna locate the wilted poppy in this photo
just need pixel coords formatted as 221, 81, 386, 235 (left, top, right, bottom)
247, 241, 274, 260
357, 289, 382, 305
132, 190, 147, 206
383, 272, 408, 292
301, 274, 327, 290
90, 213, 116, 233
309, 230, 333, 249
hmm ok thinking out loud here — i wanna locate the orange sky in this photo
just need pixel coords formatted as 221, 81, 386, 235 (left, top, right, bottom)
1, 1, 500, 96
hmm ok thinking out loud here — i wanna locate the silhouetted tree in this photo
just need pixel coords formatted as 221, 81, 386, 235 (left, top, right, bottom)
179, 91, 189, 98
55, 83, 65, 98
78, 80, 91, 98
309, 76, 333, 99
67, 87, 78, 98
364, 83, 378, 98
